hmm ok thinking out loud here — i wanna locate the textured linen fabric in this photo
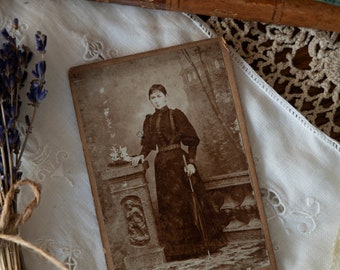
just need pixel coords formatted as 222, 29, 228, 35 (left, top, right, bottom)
0, 1, 211, 269
231, 50, 340, 270
1, 0, 340, 269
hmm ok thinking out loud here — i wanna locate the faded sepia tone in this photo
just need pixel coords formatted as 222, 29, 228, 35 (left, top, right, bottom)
69, 39, 276, 269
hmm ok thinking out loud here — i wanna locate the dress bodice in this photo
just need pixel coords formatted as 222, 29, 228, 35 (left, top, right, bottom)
140, 106, 199, 162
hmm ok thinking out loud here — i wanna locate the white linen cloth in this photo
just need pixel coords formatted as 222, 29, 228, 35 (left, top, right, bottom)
1, 0, 339, 269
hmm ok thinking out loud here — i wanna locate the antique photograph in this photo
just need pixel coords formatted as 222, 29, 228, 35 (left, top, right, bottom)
69, 38, 276, 270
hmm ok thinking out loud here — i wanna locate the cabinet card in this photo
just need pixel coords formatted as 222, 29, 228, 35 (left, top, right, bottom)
69, 38, 277, 270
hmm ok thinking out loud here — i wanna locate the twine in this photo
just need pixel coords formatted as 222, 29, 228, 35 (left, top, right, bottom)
0, 179, 40, 234
0, 179, 68, 270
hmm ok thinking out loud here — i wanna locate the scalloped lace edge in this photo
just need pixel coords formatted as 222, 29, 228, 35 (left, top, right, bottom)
230, 49, 340, 153
185, 13, 340, 154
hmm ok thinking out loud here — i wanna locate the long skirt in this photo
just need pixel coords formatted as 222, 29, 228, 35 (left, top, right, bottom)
154, 148, 223, 261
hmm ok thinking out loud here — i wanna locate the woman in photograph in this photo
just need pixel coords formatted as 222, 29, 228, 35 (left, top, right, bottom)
131, 84, 223, 261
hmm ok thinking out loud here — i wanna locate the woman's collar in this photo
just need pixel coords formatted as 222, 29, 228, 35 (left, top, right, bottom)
155, 106, 169, 113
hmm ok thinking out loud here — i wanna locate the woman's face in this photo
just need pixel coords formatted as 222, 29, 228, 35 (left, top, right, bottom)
149, 90, 167, 109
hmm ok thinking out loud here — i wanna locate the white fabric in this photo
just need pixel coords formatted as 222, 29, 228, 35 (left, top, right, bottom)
1, 1, 339, 269
231, 51, 340, 270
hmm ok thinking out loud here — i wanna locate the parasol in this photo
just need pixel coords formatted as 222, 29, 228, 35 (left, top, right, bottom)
183, 155, 211, 258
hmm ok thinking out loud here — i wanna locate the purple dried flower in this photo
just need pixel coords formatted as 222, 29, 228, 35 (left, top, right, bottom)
8, 128, 20, 147
13, 18, 19, 30
32, 60, 46, 79
27, 81, 48, 104
18, 47, 33, 68
35, 31, 47, 53
16, 170, 22, 181
1, 29, 10, 40
1, 75, 9, 89
16, 69, 28, 87
7, 118, 14, 129
1, 29, 15, 46
9, 74, 16, 90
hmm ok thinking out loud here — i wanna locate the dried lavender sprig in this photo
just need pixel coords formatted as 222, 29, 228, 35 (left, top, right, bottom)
16, 32, 47, 170
0, 18, 47, 192
0, 19, 27, 192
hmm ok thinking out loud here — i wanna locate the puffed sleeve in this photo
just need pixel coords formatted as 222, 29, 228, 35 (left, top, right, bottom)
173, 109, 200, 163
140, 114, 155, 158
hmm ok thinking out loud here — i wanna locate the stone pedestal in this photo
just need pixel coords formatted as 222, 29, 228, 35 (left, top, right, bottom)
100, 161, 165, 270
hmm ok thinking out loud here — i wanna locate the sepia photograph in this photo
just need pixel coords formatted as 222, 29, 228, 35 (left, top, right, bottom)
69, 38, 276, 270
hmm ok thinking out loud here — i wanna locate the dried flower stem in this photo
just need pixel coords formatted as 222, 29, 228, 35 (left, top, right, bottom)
16, 105, 37, 170
0, 241, 21, 270
0, 101, 14, 191
0, 234, 67, 270
0, 248, 6, 269
0, 145, 9, 193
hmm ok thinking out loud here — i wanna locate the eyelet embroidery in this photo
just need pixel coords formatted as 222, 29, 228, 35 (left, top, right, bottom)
81, 35, 119, 61
261, 187, 320, 235
36, 239, 81, 270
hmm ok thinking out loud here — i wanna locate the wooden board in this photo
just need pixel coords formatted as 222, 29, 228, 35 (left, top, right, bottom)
89, 0, 340, 32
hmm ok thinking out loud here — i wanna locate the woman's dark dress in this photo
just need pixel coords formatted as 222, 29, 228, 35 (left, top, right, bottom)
140, 106, 222, 261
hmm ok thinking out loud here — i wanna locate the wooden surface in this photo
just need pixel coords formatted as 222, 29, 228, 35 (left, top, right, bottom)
89, 0, 340, 32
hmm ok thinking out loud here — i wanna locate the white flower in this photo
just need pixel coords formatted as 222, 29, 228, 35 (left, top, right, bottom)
110, 145, 132, 162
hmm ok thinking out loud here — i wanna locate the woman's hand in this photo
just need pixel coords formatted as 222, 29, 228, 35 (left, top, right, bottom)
131, 155, 144, 167
184, 163, 196, 177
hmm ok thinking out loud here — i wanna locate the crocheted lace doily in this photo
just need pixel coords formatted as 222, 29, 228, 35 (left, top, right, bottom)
203, 17, 340, 142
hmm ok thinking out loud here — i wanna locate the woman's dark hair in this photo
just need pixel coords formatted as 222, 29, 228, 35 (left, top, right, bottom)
148, 84, 167, 98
